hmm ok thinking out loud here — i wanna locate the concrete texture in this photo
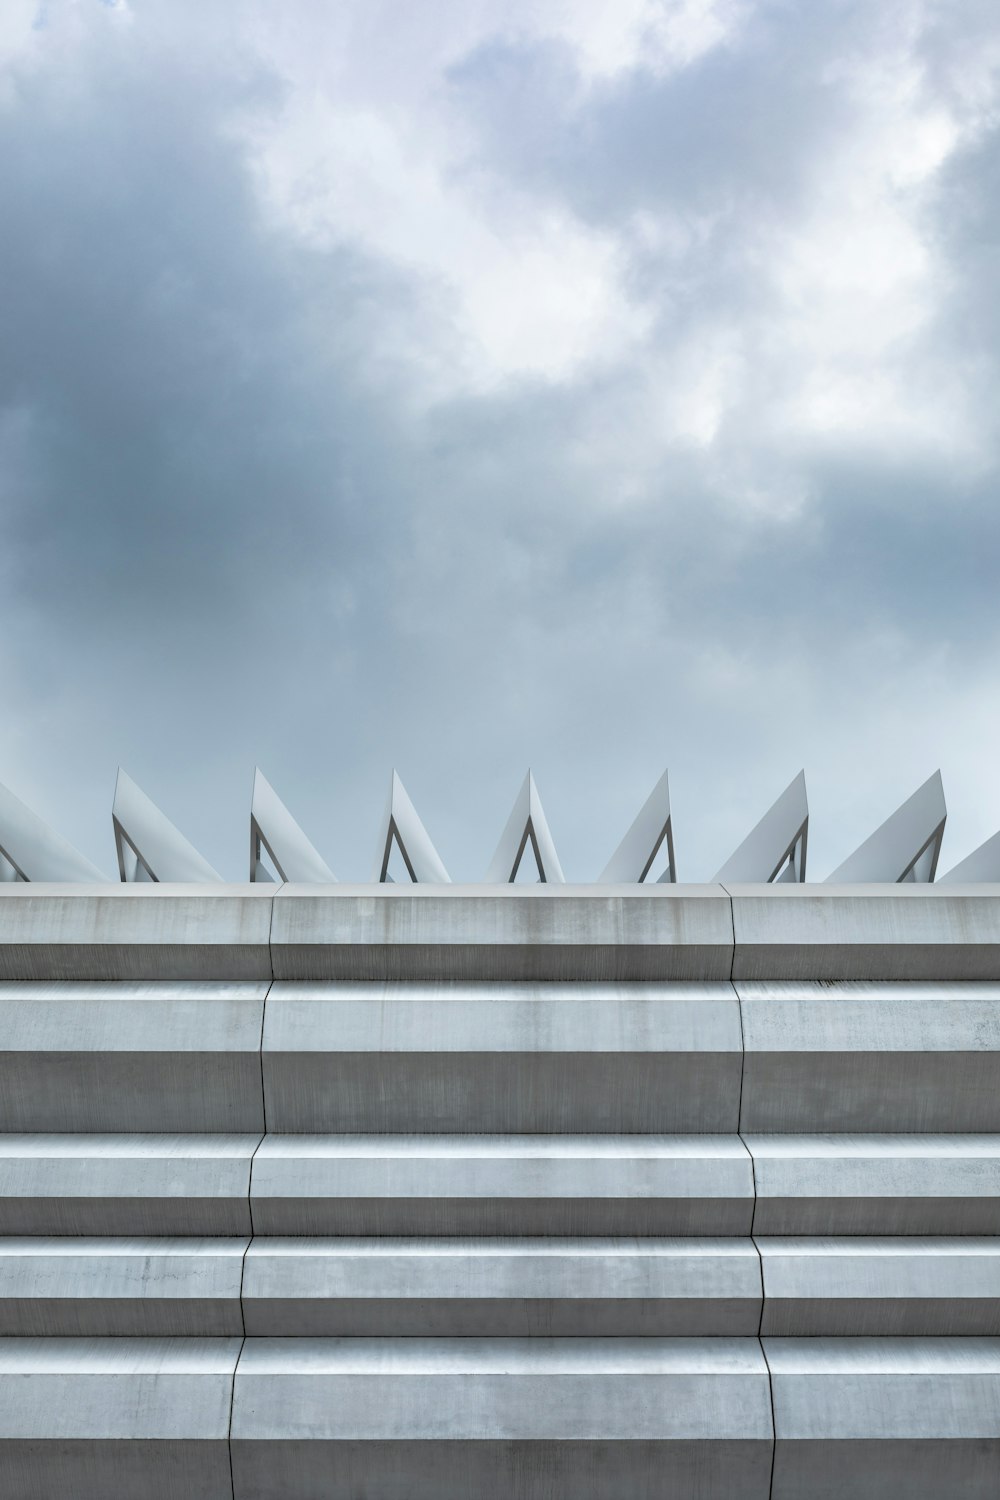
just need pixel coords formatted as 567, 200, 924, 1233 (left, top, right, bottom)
231, 1337, 773, 1500
738, 981, 1000, 1132
0, 1239, 247, 1336
0, 884, 273, 980
747, 1134, 1000, 1235
269, 884, 735, 981
262, 981, 742, 1133
0, 981, 267, 1132
2, 885, 1000, 1497
0, 1336, 241, 1500
758, 1238, 1000, 1336
249, 1135, 755, 1236
729, 884, 1000, 981
767, 1337, 1000, 1500
0, 1134, 259, 1235
241, 1237, 762, 1336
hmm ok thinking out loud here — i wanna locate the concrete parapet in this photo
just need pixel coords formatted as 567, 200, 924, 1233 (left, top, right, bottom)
230, 1337, 774, 1500
0, 1239, 247, 1336
249, 1135, 755, 1236
767, 1337, 1000, 1499
758, 1238, 1000, 1336
269, 885, 734, 981
0, 1135, 259, 1235
0, 1336, 240, 1499
747, 1134, 1000, 1235
738, 982, 1000, 1132
0, 982, 267, 1132
262, 982, 742, 1133
729, 884, 1000, 981
0, 885, 273, 981
241, 1237, 762, 1337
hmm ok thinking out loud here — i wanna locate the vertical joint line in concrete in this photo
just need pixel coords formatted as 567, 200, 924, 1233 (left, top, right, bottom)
759, 1331, 777, 1500
720, 881, 748, 1137
226, 1334, 244, 1500
266, 886, 279, 982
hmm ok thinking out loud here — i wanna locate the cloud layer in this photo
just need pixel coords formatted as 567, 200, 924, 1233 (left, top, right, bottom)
1, 0, 999, 879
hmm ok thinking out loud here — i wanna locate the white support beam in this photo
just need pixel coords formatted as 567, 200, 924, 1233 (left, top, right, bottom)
599, 769, 675, 883
373, 771, 450, 884
113, 768, 221, 883
0, 778, 106, 882
485, 770, 565, 884
938, 829, 1000, 884
825, 771, 946, 883
250, 769, 335, 883
714, 772, 808, 884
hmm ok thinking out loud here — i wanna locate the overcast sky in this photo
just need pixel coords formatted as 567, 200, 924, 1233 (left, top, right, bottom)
2, 0, 999, 881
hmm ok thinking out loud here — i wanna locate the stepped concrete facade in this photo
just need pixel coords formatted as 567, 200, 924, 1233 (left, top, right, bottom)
0, 882, 999, 1497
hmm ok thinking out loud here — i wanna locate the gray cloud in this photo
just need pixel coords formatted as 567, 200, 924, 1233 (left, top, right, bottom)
1, 1, 999, 881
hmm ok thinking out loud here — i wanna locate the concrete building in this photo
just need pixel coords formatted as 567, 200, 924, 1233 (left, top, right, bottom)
0, 769, 999, 1496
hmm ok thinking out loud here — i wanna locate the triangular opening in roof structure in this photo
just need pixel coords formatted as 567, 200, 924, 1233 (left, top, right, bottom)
485, 771, 565, 884
599, 769, 675, 883
373, 771, 450, 884
714, 771, 809, 884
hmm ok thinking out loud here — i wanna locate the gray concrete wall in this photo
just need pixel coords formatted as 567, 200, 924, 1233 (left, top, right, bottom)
1, 885, 999, 1496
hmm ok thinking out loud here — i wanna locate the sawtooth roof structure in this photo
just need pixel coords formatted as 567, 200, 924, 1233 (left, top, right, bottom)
0, 764, 997, 882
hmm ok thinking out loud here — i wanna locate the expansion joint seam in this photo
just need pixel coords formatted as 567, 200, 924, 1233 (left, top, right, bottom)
227, 1334, 244, 1500
720, 880, 746, 1126
266, 887, 279, 981
759, 1330, 777, 1500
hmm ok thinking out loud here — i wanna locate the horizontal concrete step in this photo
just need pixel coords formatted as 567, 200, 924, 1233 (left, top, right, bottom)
230, 1336, 774, 1499
747, 1134, 1000, 1234
249, 1136, 755, 1236
0, 982, 267, 1132
0, 1239, 248, 1336
728, 885, 1000, 981
0, 1237, 762, 1341
240, 1237, 762, 1336
3, 1336, 998, 1500
738, 982, 1000, 1132
5, 976, 1000, 1137
758, 1238, 1000, 1336
6, 884, 1000, 983
4, 1236, 997, 1339
0, 1136, 259, 1235
5, 1136, 1000, 1238
766, 1337, 1000, 1500
262, 982, 742, 1132
0, 1337, 241, 1500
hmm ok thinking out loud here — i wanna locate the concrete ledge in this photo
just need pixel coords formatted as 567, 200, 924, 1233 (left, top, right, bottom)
0, 886, 273, 981
767, 1337, 1000, 1500
231, 1337, 773, 1500
747, 1135, 1000, 1235
738, 982, 1000, 1132
0, 1239, 247, 1336
0, 982, 267, 1132
729, 885, 1000, 981
0, 1337, 240, 1500
262, 982, 742, 1132
241, 1237, 762, 1337
758, 1238, 1000, 1336
250, 1135, 755, 1236
270, 885, 734, 981
0, 1135, 259, 1236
